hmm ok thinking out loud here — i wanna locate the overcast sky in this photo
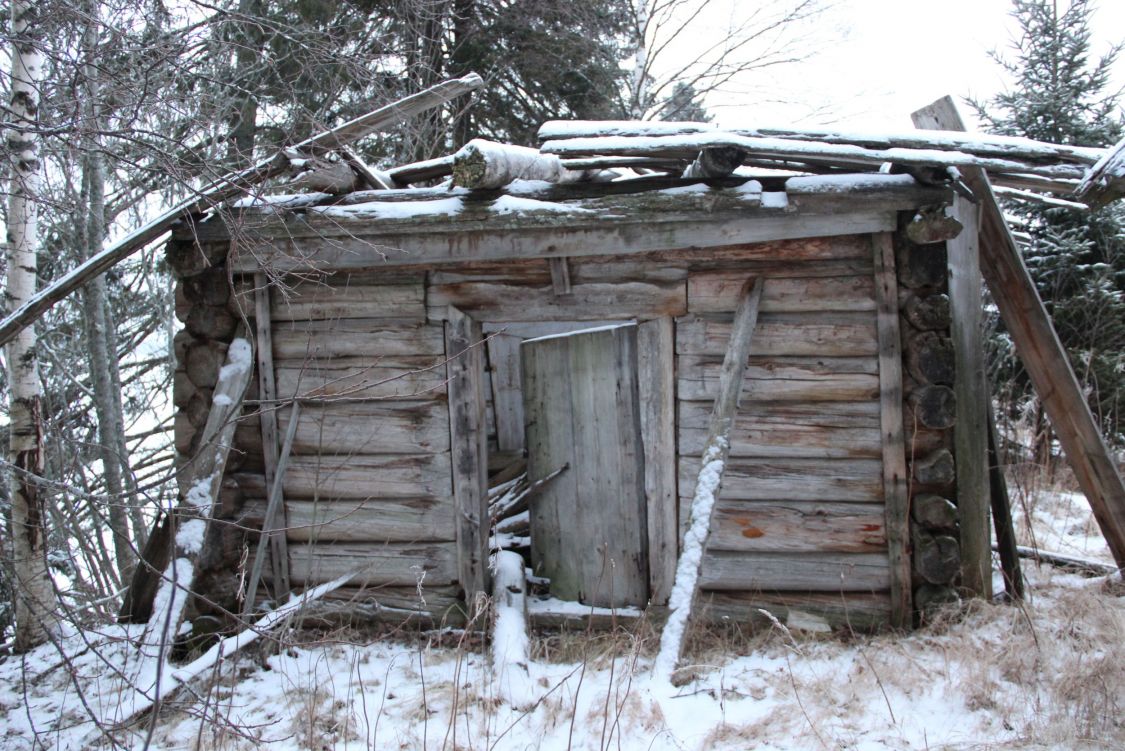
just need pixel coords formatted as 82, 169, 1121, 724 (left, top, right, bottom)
704, 0, 1125, 132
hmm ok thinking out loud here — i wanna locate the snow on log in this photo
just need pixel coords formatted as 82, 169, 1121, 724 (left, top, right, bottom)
538, 120, 1104, 166
540, 134, 1089, 182
1076, 134, 1125, 208
453, 139, 586, 190
491, 550, 532, 705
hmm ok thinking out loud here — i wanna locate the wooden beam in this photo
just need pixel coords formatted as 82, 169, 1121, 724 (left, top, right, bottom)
638, 317, 677, 604
913, 96, 1125, 573
945, 195, 991, 598
871, 233, 912, 627
0, 73, 484, 348
653, 278, 762, 681
446, 306, 491, 611
548, 257, 572, 296
252, 272, 290, 599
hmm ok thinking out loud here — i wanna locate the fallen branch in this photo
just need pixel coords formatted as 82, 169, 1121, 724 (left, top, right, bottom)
1004, 544, 1120, 577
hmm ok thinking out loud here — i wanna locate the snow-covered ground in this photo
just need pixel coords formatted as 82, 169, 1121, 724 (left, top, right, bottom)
3, 485, 1122, 751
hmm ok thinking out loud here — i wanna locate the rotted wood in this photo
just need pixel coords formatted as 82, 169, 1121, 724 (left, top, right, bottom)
895, 238, 948, 290
871, 232, 912, 627
914, 96, 1125, 574
253, 272, 290, 599
445, 306, 491, 610
905, 207, 963, 245
904, 330, 955, 385
908, 385, 956, 429
912, 448, 955, 487
912, 526, 960, 585
911, 494, 958, 532
901, 292, 951, 331
682, 147, 747, 179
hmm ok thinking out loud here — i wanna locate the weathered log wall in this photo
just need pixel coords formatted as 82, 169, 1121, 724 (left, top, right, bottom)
170, 218, 967, 632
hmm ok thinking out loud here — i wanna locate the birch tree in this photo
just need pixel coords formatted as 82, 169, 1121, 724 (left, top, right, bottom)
5, 0, 58, 652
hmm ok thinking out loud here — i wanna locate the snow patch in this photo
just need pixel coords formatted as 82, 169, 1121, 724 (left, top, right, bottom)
785, 172, 918, 193
317, 196, 464, 220
760, 191, 789, 209
490, 194, 594, 215
175, 519, 207, 555
217, 337, 252, 381
184, 477, 212, 509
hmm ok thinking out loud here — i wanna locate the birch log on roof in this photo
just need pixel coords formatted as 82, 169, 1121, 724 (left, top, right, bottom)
1076, 134, 1125, 208
538, 120, 1104, 166
452, 139, 587, 189
540, 134, 1089, 181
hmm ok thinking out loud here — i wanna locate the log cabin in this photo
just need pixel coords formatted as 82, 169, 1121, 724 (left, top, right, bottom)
147, 104, 1125, 640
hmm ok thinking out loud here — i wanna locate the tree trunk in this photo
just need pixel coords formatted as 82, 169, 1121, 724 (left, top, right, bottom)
6, 0, 57, 651
79, 3, 137, 583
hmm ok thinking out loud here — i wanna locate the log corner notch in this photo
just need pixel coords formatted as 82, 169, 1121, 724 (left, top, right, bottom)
912, 95, 1125, 576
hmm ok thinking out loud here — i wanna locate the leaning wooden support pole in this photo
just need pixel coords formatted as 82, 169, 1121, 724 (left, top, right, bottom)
0, 73, 484, 349
131, 333, 254, 708
652, 278, 762, 683
913, 96, 1125, 574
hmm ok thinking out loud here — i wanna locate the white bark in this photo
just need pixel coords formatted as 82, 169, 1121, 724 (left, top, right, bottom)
5, 0, 56, 652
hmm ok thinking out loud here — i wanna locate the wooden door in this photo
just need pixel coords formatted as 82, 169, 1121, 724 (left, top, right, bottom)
521, 324, 649, 607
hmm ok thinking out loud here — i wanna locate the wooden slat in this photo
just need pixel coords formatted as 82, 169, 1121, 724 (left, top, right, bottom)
675, 313, 878, 357
946, 196, 992, 597
486, 333, 524, 452
871, 232, 912, 627
270, 282, 424, 321
272, 320, 444, 359
698, 591, 891, 631
678, 457, 884, 502
705, 500, 887, 554
914, 96, 1125, 572
688, 273, 877, 313
549, 257, 572, 295
638, 317, 677, 604
699, 551, 891, 591
679, 402, 882, 459
287, 541, 459, 586
677, 356, 880, 402
426, 279, 686, 322
988, 401, 1025, 600
445, 306, 491, 607
273, 356, 447, 401
243, 497, 455, 543
232, 453, 451, 500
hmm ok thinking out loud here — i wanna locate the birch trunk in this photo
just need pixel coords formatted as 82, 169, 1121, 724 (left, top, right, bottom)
5, 0, 56, 651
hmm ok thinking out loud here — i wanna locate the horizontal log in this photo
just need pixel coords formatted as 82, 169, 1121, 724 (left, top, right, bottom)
225, 208, 902, 273
677, 356, 880, 402
232, 452, 451, 500
699, 550, 891, 592
286, 541, 458, 586
429, 258, 688, 286
270, 282, 424, 322
242, 497, 455, 543
675, 313, 878, 357
704, 500, 887, 554
688, 273, 876, 314
266, 402, 450, 455
272, 320, 445, 360
678, 457, 884, 502
679, 402, 882, 459
290, 585, 465, 626
426, 279, 686, 322
274, 356, 448, 401
697, 590, 891, 631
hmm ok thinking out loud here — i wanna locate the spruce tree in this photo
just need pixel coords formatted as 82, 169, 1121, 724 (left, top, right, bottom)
973, 0, 1125, 448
